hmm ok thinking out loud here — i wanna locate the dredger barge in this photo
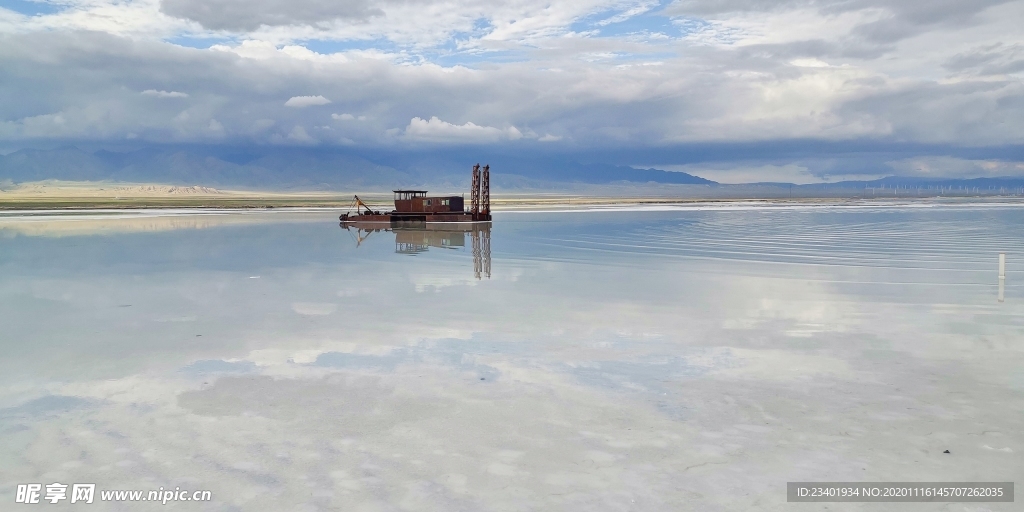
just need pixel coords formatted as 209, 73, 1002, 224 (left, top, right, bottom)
340, 164, 492, 226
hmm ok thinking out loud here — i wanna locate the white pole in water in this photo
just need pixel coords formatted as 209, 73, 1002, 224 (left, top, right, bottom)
999, 253, 1006, 303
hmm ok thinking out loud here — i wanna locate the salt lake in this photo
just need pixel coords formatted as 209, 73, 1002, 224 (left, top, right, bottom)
1, 201, 1021, 510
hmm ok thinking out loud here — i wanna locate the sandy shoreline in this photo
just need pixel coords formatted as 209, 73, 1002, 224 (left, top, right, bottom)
4, 180, 1023, 210
2, 198, 1023, 238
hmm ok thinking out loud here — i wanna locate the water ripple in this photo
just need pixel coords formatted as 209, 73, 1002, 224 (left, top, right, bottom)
529, 205, 1024, 274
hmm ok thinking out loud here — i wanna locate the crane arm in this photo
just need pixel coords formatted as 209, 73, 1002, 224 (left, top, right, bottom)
353, 195, 374, 215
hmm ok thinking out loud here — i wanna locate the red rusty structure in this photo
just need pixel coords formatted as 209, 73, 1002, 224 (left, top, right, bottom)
481, 164, 490, 216
471, 163, 480, 215
340, 164, 492, 225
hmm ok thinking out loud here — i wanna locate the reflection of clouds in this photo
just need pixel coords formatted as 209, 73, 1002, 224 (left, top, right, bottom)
712, 349, 852, 381
291, 302, 337, 315
412, 274, 479, 293
716, 280, 856, 337
181, 359, 257, 376
0, 210, 327, 237
14, 362, 723, 511
153, 315, 198, 323
178, 375, 443, 429
336, 287, 369, 297
0, 395, 97, 421
3, 209, 1024, 509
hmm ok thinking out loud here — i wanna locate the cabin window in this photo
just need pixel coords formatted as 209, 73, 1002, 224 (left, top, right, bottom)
426, 199, 432, 206
442, 199, 449, 206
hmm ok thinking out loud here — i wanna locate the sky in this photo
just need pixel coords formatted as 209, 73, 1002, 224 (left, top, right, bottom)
0, 0, 1023, 183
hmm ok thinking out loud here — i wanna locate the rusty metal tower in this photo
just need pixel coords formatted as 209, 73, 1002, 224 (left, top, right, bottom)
481, 164, 490, 216
471, 164, 480, 215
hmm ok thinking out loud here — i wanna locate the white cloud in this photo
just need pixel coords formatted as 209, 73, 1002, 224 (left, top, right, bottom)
284, 95, 331, 107
251, 119, 276, 132
207, 119, 225, 136
702, 165, 822, 185
538, 134, 562, 142
403, 116, 523, 143
887, 157, 1024, 179
790, 59, 831, 68
332, 113, 367, 121
662, 164, 876, 185
286, 125, 315, 143
595, 0, 659, 26
141, 89, 189, 98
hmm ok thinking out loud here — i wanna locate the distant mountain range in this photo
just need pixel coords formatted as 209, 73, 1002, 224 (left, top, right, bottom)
2, 146, 1024, 196
0, 146, 714, 190
0, 146, 408, 189
789, 176, 1024, 190
751, 176, 1024, 197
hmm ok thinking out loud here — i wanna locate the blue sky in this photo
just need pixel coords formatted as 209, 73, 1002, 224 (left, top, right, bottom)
0, 0, 1023, 182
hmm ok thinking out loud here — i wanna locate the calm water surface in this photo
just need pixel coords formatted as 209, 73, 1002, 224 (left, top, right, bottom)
1, 203, 1022, 511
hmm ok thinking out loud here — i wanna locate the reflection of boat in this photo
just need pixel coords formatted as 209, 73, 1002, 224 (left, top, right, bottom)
341, 223, 492, 279
339, 164, 492, 225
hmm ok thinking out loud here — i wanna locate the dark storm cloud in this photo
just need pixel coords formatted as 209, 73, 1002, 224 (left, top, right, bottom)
945, 44, 1024, 76
160, 0, 384, 31
668, 0, 1014, 44
669, 0, 1011, 22
847, 0, 1011, 43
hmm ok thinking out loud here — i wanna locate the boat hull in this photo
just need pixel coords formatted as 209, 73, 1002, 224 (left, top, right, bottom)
340, 212, 491, 226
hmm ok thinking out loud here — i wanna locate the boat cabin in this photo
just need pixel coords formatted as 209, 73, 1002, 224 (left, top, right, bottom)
393, 190, 464, 214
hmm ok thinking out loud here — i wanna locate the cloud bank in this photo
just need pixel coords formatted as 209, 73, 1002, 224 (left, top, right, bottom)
284, 95, 332, 108
141, 89, 189, 98
404, 117, 523, 143
0, 0, 1022, 180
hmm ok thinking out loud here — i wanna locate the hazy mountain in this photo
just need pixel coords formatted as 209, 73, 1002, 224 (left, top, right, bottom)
6, 146, 1024, 196
804, 176, 1024, 190
0, 147, 112, 182
0, 146, 714, 189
